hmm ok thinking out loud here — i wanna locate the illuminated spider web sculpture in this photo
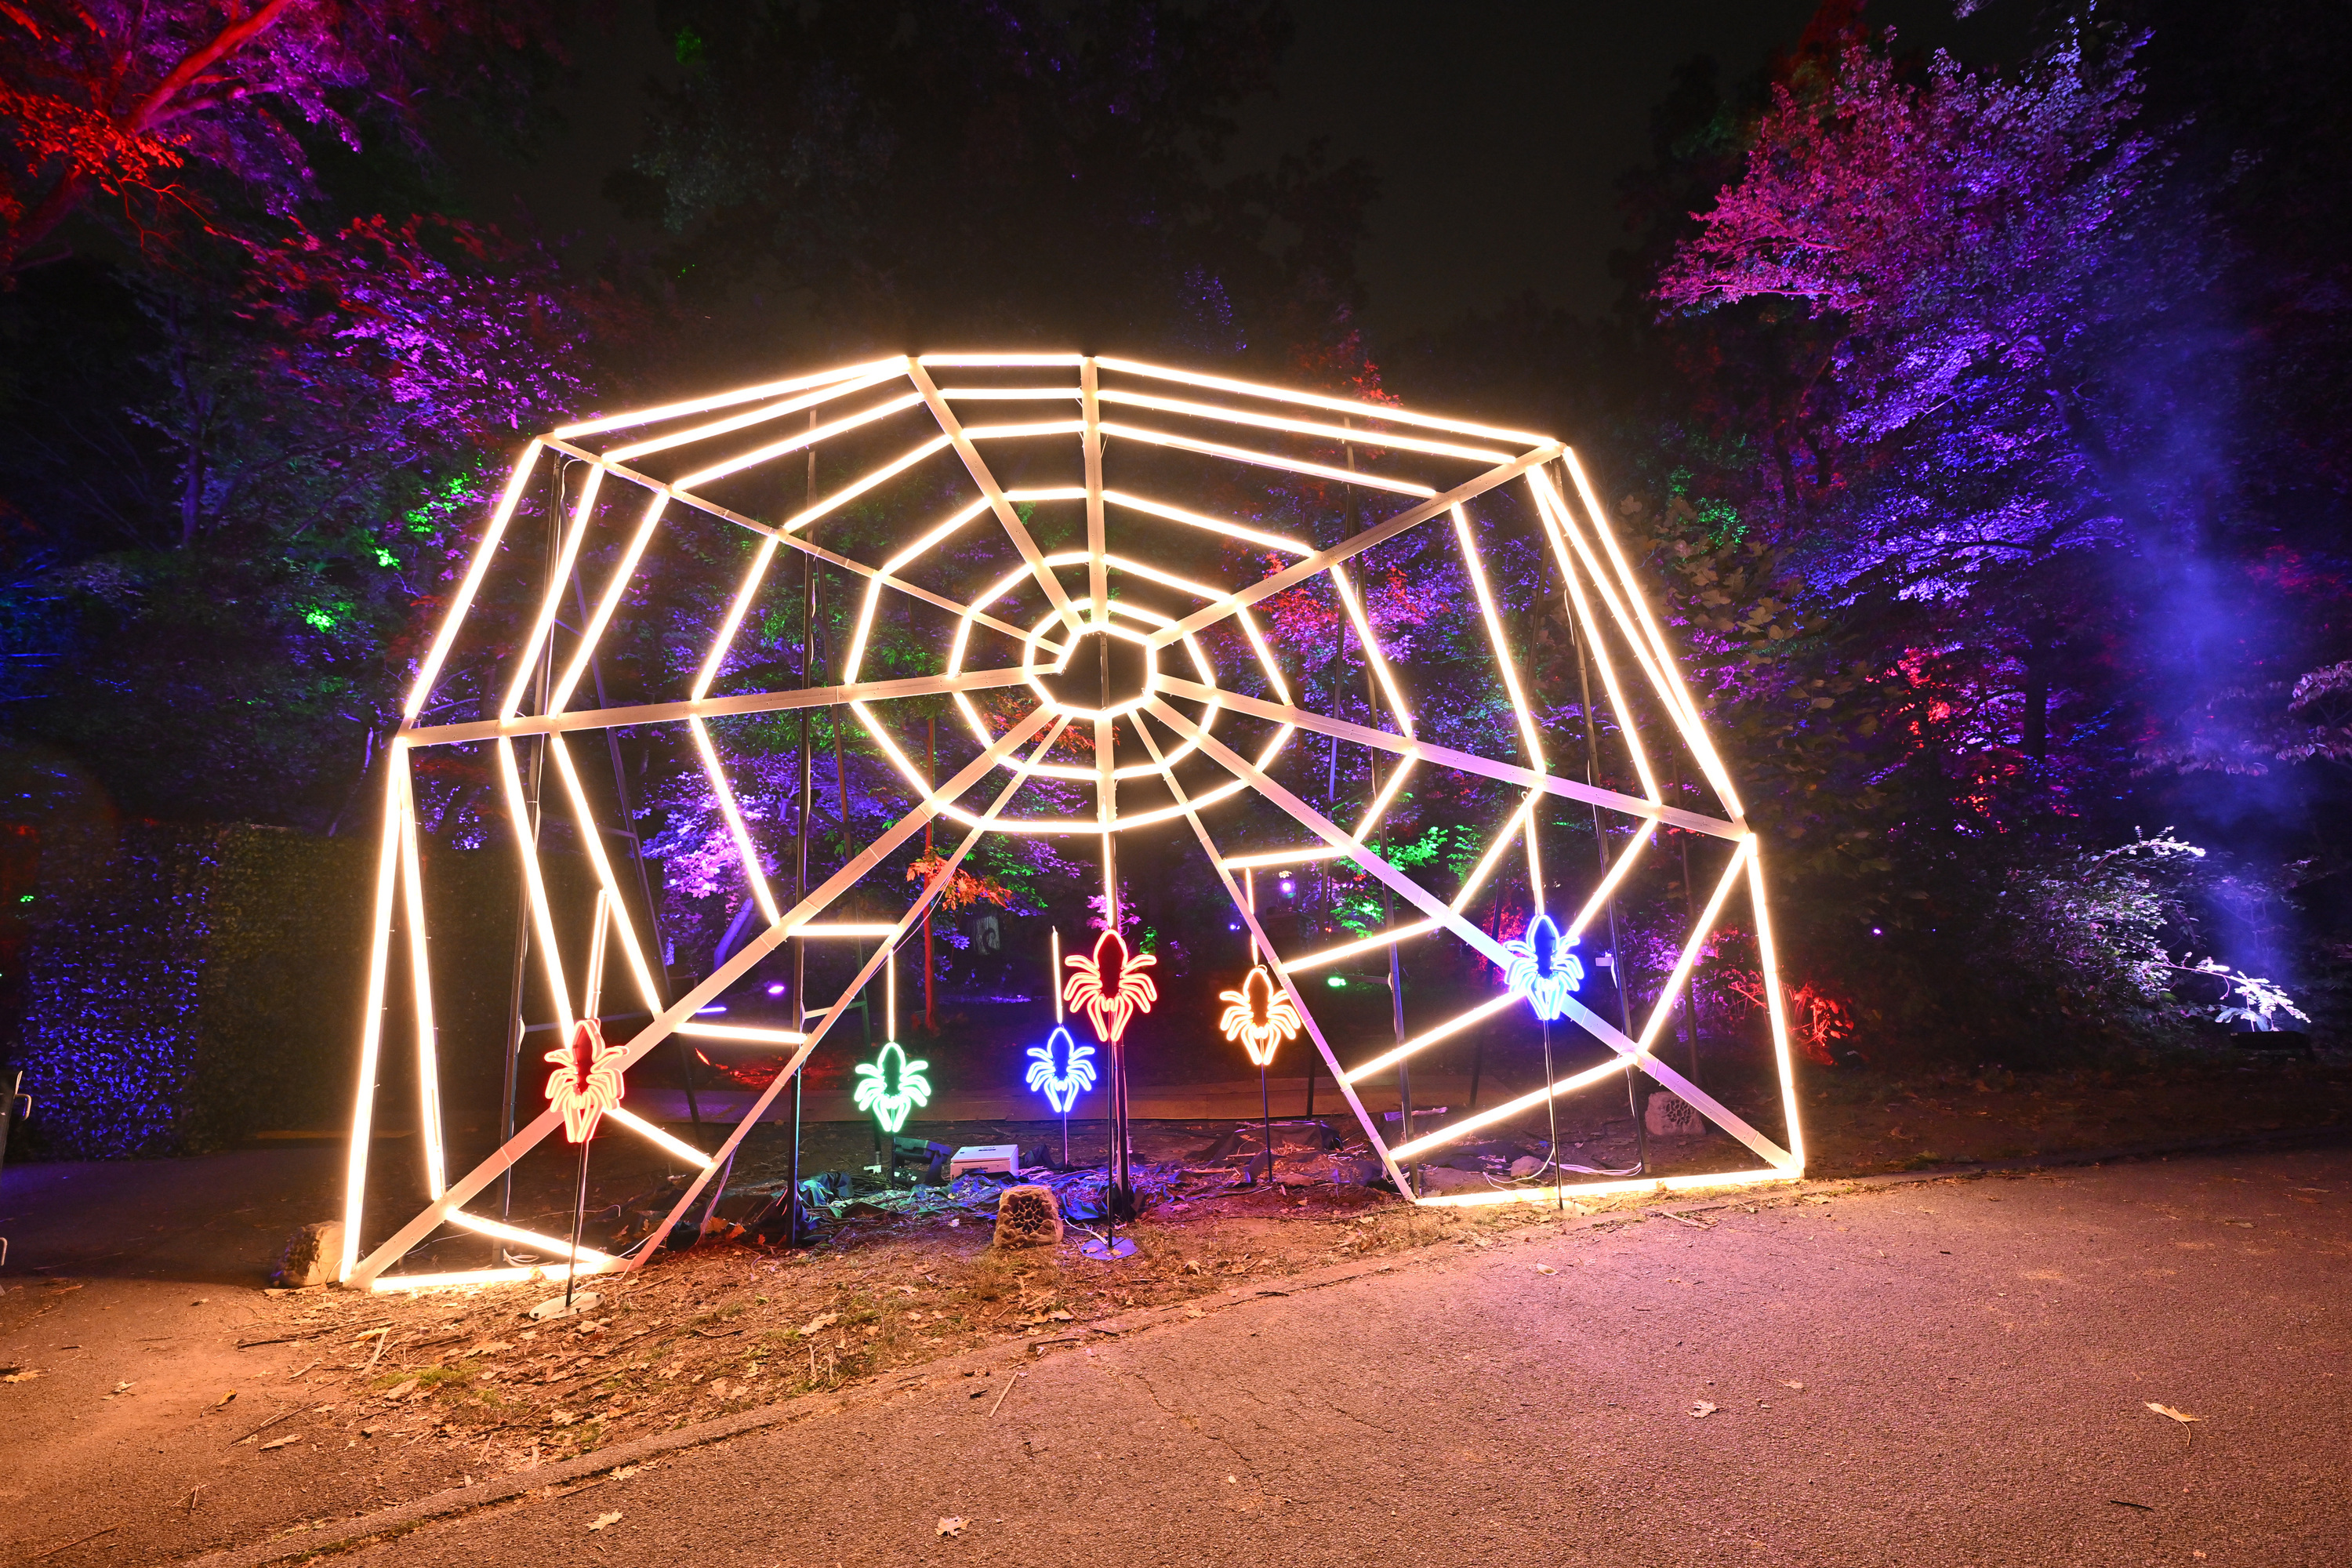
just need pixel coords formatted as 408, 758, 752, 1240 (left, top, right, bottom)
339, 354, 1806, 1290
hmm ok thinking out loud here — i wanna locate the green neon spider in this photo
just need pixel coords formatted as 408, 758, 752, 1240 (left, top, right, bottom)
852, 1040, 932, 1134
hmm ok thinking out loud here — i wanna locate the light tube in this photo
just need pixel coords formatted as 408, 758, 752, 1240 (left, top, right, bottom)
1104, 489, 1312, 557
1283, 919, 1439, 973
445, 1210, 618, 1267
553, 358, 900, 439
1388, 1056, 1632, 1162
550, 492, 667, 712
1098, 387, 1514, 464
499, 462, 604, 716
606, 368, 902, 463
339, 760, 406, 1280
1342, 993, 1517, 1084
674, 392, 926, 491
1098, 421, 1436, 499
604, 1106, 716, 1169
1414, 1164, 1796, 1210
368, 1262, 609, 1294
401, 442, 542, 720
1092, 356, 1555, 448
394, 762, 445, 1199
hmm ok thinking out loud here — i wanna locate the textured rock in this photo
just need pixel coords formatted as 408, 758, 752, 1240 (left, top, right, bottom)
1643, 1091, 1707, 1138
270, 1220, 344, 1287
993, 1184, 1063, 1249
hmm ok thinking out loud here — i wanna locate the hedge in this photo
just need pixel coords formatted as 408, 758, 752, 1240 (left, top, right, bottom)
16, 823, 543, 1158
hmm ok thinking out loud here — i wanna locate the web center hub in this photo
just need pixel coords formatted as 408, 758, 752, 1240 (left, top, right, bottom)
1025, 619, 1157, 721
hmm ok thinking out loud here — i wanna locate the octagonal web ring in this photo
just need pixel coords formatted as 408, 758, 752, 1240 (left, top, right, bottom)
336, 353, 1806, 1291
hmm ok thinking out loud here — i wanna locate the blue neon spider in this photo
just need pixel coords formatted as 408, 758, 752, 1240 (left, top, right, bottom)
1023, 1025, 1097, 1113
1501, 913, 1584, 1021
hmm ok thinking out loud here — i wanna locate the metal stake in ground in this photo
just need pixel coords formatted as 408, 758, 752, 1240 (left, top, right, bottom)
1067, 923, 1155, 1260
1258, 1062, 1274, 1184
565, 1127, 592, 1311
1541, 1014, 1562, 1212
543, 892, 624, 1312
1054, 927, 1072, 1167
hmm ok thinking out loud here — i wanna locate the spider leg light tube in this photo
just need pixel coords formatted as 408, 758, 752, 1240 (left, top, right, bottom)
341, 353, 1804, 1287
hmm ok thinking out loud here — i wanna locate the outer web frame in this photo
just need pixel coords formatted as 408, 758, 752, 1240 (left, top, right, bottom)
339, 354, 1805, 1289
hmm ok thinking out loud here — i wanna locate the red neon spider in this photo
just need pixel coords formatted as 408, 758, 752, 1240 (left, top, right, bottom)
1062, 929, 1158, 1044
544, 1017, 626, 1144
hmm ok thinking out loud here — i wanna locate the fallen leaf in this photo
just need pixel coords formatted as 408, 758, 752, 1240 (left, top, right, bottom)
1780, 1380, 1805, 1390
550, 1411, 578, 1426
0, 1367, 41, 1384
1690, 1401, 1718, 1418
610, 1465, 639, 1480
1047, 1310, 1073, 1322
587, 1512, 622, 1533
260, 1436, 299, 1451
107, 1381, 133, 1396
1183, 1307, 1204, 1319
797, 1312, 839, 1337
937, 1516, 967, 1537
1534, 1264, 1558, 1276
2147, 1403, 2202, 1424
209, 1391, 237, 1410
464, 1341, 513, 1358
379, 1377, 419, 1402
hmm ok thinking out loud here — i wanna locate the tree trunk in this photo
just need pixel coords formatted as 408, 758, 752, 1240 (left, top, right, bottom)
2021, 630, 2050, 762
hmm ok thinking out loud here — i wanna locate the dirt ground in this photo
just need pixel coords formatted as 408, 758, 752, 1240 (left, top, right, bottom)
1, 1048, 2346, 1563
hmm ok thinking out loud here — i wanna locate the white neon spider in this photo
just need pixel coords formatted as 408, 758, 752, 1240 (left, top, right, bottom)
1218, 964, 1301, 1067
1501, 913, 1584, 1022
1023, 1025, 1097, 1113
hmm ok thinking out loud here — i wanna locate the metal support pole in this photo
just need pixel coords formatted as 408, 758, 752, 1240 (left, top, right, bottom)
924, 717, 937, 1033
1569, 570, 1646, 1174
1675, 754, 1704, 1091
498, 452, 558, 1231
568, 558, 700, 1144
1366, 654, 1412, 1195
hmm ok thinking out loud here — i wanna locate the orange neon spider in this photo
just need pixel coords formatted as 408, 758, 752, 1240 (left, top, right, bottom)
544, 1017, 627, 1144
1218, 964, 1301, 1067
1062, 929, 1158, 1044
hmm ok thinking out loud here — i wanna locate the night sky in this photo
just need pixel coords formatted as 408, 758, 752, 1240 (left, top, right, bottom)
459, 0, 2034, 342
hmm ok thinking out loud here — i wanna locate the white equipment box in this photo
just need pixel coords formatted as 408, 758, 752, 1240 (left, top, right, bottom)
948, 1143, 1022, 1178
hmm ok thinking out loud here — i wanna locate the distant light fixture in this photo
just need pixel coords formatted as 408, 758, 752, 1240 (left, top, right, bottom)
1279, 878, 1295, 896
1327, 975, 1347, 989
766, 982, 786, 995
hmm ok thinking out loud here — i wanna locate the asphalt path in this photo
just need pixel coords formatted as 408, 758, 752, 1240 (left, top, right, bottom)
320, 1144, 2349, 1568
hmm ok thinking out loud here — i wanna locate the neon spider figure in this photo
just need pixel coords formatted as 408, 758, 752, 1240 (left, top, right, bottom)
853, 1040, 931, 1134
1501, 913, 1585, 1022
1218, 964, 1301, 1066
1062, 929, 1158, 1044
1024, 1025, 1098, 1113
544, 1017, 627, 1144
